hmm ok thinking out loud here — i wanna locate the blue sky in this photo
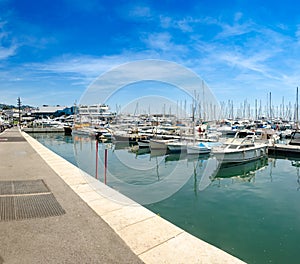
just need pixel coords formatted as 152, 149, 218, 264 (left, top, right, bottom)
1, 0, 300, 110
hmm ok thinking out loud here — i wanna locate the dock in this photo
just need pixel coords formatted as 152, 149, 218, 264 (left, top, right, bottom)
22, 127, 64, 133
0, 127, 245, 263
268, 143, 300, 156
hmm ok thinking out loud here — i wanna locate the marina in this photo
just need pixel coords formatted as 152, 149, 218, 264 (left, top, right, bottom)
29, 131, 300, 264
3, 91, 300, 264
4, 1, 300, 263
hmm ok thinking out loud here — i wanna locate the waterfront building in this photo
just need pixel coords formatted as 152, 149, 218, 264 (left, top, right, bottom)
32, 105, 75, 118
77, 104, 116, 124
33, 105, 66, 118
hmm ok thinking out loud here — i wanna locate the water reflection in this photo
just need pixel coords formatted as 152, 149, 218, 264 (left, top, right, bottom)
31, 133, 290, 192
215, 157, 268, 181
193, 156, 269, 190
72, 136, 202, 204
269, 154, 300, 191
291, 160, 300, 191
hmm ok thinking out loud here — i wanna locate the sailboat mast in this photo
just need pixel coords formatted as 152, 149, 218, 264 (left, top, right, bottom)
269, 92, 272, 120
202, 80, 206, 121
296, 87, 299, 130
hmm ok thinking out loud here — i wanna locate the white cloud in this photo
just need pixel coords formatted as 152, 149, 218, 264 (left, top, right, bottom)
160, 16, 172, 28
34, 53, 142, 75
0, 44, 17, 60
176, 18, 194, 33
215, 21, 254, 39
0, 20, 18, 60
295, 24, 300, 43
158, 14, 252, 37
159, 16, 202, 33
234, 12, 243, 22
129, 5, 152, 18
142, 32, 188, 54
120, 3, 153, 21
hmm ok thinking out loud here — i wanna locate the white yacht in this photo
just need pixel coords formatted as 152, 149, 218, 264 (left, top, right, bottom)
211, 132, 267, 163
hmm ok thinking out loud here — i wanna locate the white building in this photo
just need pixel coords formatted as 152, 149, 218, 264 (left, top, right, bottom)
77, 104, 115, 124
33, 105, 66, 117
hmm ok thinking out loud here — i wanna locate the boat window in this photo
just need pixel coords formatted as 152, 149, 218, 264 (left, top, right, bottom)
238, 132, 248, 138
292, 133, 300, 139
238, 144, 254, 149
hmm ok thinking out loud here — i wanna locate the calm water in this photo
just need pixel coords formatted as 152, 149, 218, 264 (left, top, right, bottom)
32, 133, 300, 264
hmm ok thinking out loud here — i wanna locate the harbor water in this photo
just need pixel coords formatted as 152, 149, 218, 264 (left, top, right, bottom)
32, 133, 300, 264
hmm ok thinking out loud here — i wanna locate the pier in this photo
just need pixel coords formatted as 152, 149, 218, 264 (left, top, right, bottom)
22, 127, 64, 133
0, 127, 245, 263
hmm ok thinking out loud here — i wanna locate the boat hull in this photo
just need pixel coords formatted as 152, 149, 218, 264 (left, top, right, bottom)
150, 139, 169, 150
167, 143, 187, 153
64, 126, 72, 136
187, 145, 211, 155
267, 144, 300, 156
138, 139, 150, 148
113, 134, 138, 144
212, 145, 267, 163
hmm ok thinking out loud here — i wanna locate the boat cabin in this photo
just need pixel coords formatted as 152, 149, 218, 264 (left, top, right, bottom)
289, 131, 300, 146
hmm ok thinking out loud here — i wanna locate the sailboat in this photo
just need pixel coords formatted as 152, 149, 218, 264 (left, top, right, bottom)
187, 122, 211, 155
268, 87, 300, 156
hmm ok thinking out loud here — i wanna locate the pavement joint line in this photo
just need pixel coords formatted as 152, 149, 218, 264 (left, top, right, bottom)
78, 195, 104, 204
108, 212, 156, 228
137, 231, 185, 256
101, 198, 139, 207
93, 205, 124, 216
0, 192, 52, 198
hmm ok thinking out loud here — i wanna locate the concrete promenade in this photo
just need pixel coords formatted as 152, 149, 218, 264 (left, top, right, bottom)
0, 128, 143, 264
0, 127, 246, 264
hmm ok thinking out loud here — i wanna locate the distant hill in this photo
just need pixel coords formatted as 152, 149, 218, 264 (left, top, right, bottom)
0, 103, 34, 110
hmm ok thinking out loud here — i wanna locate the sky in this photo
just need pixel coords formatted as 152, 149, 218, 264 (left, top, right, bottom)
1, 0, 300, 111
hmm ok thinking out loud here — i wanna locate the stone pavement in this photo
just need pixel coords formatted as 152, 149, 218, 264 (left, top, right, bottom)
0, 127, 143, 264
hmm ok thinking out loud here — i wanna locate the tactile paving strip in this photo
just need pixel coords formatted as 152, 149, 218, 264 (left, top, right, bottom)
0, 180, 65, 221
0, 196, 15, 221
0, 180, 50, 195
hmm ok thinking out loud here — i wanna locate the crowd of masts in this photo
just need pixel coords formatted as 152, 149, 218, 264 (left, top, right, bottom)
220, 94, 298, 122
115, 87, 300, 124
121, 98, 298, 123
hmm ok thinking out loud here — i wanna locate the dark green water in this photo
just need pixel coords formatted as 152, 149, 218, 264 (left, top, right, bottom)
32, 133, 300, 264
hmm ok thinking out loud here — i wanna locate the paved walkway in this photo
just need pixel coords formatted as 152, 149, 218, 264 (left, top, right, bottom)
0, 128, 143, 264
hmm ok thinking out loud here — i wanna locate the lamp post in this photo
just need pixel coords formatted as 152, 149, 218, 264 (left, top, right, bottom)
17, 97, 21, 126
